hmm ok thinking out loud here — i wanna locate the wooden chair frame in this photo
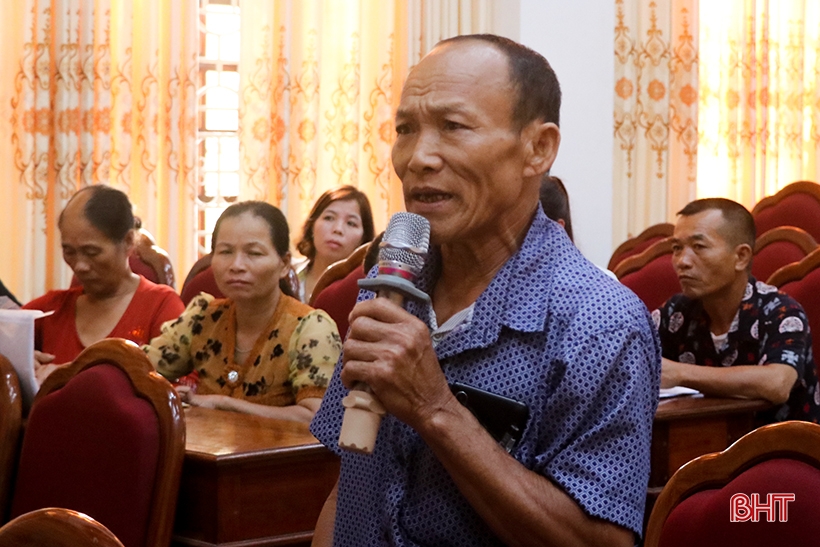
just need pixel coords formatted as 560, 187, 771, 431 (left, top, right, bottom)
0, 507, 125, 547
751, 180, 820, 217
308, 242, 370, 306
767, 246, 820, 287
608, 223, 675, 271
0, 355, 21, 522
645, 421, 820, 547
133, 229, 176, 289
754, 226, 818, 255
32, 339, 185, 547
613, 237, 675, 279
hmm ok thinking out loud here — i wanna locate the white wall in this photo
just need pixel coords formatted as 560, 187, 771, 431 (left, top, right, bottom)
496, 1, 615, 268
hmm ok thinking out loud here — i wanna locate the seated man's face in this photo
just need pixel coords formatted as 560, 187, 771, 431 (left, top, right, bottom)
391, 40, 537, 246
671, 209, 745, 300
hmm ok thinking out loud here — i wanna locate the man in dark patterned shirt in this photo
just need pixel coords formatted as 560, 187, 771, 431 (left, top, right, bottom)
655, 197, 820, 421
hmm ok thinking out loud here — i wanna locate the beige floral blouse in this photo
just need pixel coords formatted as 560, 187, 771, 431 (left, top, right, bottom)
144, 293, 341, 406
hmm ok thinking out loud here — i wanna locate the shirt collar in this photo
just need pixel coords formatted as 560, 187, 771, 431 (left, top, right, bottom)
408, 208, 564, 359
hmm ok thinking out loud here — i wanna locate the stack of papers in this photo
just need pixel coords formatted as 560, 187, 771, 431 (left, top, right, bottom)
659, 386, 701, 399
0, 309, 51, 409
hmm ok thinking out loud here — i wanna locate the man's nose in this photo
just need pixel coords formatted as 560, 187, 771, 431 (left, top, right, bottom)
673, 249, 692, 270
406, 128, 444, 173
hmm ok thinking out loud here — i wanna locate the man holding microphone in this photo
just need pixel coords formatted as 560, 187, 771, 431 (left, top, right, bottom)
311, 34, 660, 547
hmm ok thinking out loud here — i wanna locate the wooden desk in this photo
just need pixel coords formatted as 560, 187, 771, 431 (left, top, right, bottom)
651, 394, 771, 489
172, 407, 339, 547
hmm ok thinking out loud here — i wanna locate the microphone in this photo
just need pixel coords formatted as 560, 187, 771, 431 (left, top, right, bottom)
338, 212, 431, 454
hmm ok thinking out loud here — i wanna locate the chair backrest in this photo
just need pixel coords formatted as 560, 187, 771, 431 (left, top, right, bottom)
131, 229, 175, 289
180, 264, 224, 306
308, 242, 369, 306
608, 223, 675, 271
752, 226, 818, 283
0, 507, 125, 547
767, 247, 820, 378
614, 238, 680, 311
9, 339, 185, 547
752, 180, 820, 242
0, 355, 21, 523
645, 421, 820, 547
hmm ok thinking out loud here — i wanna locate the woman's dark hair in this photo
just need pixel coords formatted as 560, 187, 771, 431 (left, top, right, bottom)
296, 186, 375, 264
539, 175, 573, 242
60, 185, 135, 243
211, 201, 296, 298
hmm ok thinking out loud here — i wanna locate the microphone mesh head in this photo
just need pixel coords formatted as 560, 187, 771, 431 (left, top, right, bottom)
380, 212, 431, 277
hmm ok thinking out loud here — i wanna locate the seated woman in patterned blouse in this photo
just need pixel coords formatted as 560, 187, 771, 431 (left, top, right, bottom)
143, 201, 341, 422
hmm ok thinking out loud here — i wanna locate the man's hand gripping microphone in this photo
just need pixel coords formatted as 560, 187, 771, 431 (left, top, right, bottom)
338, 212, 431, 454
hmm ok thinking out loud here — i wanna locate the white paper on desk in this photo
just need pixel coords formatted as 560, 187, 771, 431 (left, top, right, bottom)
0, 309, 52, 409
659, 386, 701, 399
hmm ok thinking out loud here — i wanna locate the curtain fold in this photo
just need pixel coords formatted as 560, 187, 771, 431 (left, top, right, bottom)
0, 0, 197, 301
237, 0, 493, 246
697, 0, 820, 205
613, 0, 699, 246
0, 0, 492, 300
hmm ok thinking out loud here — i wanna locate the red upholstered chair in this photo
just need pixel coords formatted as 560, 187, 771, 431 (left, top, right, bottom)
9, 339, 185, 547
0, 507, 125, 547
308, 242, 369, 306
608, 223, 675, 271
614, 238, 680, 312
130, 229, 175, 289
768, 247, 820, 377
752, 226, 817, 283
0, 354, 22, 522
179, 263, 224, 306
645, 420, 820, 547
312, 265, 366, 337
752, 180, 820, 242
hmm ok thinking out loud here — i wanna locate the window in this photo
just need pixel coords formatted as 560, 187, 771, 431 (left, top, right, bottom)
197, 0, 241, 256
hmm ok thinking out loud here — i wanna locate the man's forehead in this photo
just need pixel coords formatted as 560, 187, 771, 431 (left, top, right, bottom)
397, 41, 513, 113
674, 210, 729, 240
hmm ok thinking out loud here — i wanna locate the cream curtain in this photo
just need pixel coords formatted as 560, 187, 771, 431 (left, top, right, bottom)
237, 0, 493, 242
698, 0, 820, 206
0, 0, 492, 301
0, 0, 197, 302
613, 0, 699, 246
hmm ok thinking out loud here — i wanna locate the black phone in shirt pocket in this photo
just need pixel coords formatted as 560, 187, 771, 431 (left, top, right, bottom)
449, 382, 530, 453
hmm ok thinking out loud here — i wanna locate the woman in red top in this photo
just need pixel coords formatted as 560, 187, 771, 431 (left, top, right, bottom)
25, 185, 184, 381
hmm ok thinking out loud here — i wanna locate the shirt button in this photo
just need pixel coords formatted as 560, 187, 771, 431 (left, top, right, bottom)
228, 370, 239, 382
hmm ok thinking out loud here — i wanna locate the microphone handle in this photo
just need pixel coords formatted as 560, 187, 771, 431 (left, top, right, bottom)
337, 288, 405, 454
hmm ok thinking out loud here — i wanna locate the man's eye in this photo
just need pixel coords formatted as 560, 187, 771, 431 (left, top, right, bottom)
443, 120, 465, 131
395, 123, 411, 135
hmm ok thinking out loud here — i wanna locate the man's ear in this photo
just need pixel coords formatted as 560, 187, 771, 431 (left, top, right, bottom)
522, 121, 561, 178
735, 243, 753, 272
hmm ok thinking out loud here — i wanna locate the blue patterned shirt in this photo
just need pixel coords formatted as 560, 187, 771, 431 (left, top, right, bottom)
311, 209, 661, 546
